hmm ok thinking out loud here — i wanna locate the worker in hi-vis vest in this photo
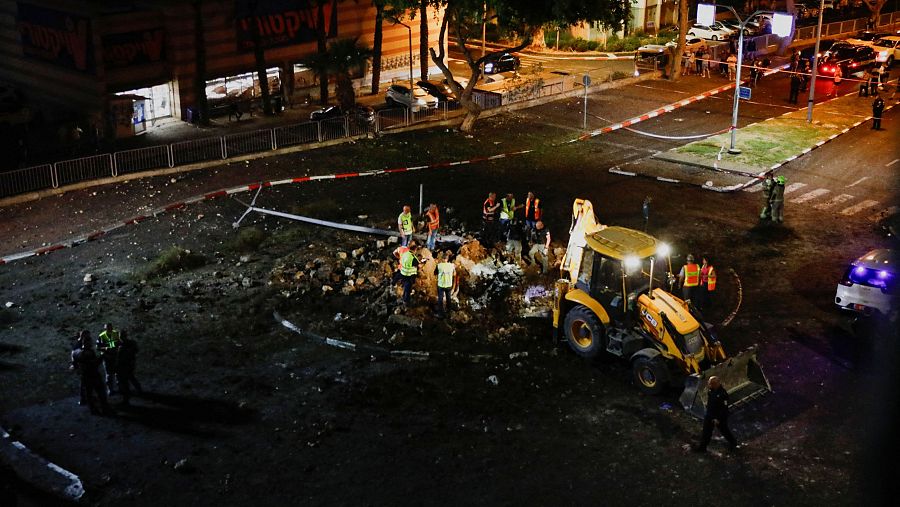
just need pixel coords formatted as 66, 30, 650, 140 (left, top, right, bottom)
678, 254, 700, 303
397, 204, 414, 246
434, 250, 458, 317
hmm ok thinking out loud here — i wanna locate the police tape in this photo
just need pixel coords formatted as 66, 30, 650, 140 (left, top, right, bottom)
720, 268, 743, 328
274, 311, 526, 363
622, 125, 732, 140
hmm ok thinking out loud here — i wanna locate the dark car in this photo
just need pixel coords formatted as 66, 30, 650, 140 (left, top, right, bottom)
310, 105, 375, 125
818, 43, 876, 76
416, 80, 456, 103
483, 52, 519, 74
800, 39, 837, 63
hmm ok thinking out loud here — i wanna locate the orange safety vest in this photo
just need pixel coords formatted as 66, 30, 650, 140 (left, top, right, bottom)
483, 198, 496, 221
525, 197, 541, 221
704, 266, 717, 291
426, 207, 440, 231
394, 246, 409, 268
683, 263, 700, 287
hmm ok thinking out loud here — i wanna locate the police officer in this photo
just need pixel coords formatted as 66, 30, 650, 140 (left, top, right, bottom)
694, 376, 739, 452
770, 175, 786, 223
97, 323, 120, 393
71, 335, 112, 415
759, 174, 775, 220
872, 93, 885, 130
481, 192, 500, 245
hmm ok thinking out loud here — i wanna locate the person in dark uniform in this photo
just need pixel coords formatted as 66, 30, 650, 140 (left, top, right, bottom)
116, 330, 142, 405
70, 329, 91, 406
789, 71, 802, 104
872, 94, 885, 130
70, 336, 112, 415
694, 376, 739, 452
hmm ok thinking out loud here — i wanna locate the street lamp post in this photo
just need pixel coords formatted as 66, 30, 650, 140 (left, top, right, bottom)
806, 0, 826, 123
697, 4, 793, 154
395, 20, 415, 97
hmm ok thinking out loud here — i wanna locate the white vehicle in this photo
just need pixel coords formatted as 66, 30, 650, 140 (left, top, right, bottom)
385, 84, 439, 112
872, 36, 900, 67
711, 21, 736, 37
835, 249, 898, 316
687, 23, 733, 41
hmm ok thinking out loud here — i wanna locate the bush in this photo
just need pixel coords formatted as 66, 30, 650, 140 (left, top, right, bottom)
611, 71, 631, 81
141, 246, 206, 278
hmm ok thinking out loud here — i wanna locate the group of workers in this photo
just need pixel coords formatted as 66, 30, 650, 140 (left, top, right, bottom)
677, 254, 717, 312
482, 191, 552, 273
70, 323, 142, 415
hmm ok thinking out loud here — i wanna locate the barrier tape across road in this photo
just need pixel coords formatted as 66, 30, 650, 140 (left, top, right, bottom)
0, 70, 791, 266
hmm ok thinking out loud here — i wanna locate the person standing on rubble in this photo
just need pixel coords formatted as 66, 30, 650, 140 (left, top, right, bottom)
116, 330, 142, 405
505, 218, 525, 262
71, 333, 112, 415
499, 193, 523, 238
97, 323, 121, 394
394, 242, 420, 305
425, 203, 440, 251
434, 250, 458, 317
528, 221, 552, 274
678, 254, 700, 303
523, 191, 542, 236
482, 192, 501, 246
397, 205, 414, 246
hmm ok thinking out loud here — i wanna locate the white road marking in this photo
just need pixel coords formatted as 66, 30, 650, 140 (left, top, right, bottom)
887, 159, 899, 167
790, 188, 830, 203
813, 193, 854, 210
869, 206, 899, 221
847, 176, 869, 187
633, 84, 690, 94
840, 200, 881, 216
783, 182, 807, 194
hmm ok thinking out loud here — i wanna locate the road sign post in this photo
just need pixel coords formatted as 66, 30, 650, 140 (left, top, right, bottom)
739, 86, 752, 100
582, 74, 591, 130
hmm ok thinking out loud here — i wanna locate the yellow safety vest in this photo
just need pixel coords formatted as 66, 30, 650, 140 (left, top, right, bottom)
398, 212, 413, 234
437, 262, 455, 288
500, 198, 515, 220
400, 251, 417, 276
98, 329, 120, 349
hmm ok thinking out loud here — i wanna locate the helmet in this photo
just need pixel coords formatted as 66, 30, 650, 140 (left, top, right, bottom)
686, 254, 695, 262
776, 175, 786, 184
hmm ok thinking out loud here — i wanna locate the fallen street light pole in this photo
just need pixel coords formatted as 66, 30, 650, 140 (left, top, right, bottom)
697, 4, 794, 154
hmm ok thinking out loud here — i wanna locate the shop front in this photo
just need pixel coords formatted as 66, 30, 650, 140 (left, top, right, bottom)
109, 82, 174, 137
205, 67, 282, 118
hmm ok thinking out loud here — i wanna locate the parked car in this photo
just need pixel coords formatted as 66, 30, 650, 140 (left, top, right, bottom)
818, 43, 876, 76
847, 31, 892, 46
719, 18, 755, 37
309, 105, 375, 125
687, 23, 733, 41
872, 35, 900, 66
416, 80, 456, 103
483, 52, 519, 74
835, 249, 898, 317
385, 84, 439, 111
800, 39, 838, 63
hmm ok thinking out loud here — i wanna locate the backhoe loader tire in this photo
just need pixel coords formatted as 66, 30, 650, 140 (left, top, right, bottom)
632, 356, 668, 395
563, 305, 607, 360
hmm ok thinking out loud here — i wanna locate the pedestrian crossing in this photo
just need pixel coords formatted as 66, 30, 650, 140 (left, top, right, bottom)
743, 181, 894, 220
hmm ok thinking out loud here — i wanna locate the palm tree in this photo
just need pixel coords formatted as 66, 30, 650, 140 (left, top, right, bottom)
302, 38, 373, 110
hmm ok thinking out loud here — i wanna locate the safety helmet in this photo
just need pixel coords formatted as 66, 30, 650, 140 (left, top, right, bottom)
776, 175, 786, 184
686, 254, 695, 262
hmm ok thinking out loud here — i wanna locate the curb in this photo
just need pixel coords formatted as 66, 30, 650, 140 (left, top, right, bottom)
1, 426, 85, 502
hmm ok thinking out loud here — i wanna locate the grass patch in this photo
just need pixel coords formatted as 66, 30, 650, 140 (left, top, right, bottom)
228, 226, 266, 253
139, 246, 206, 279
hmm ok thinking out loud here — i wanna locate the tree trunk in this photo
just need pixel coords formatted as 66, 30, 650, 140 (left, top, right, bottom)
371, 3, 384, 94
252, 36, 273, 115
669, 0, 688, 81
419, 0, 429, 80
529, 27, 547, 50
336, 74, 355, 110
192, 1, 209, 125
317, 2, 329, 105
460, 109, 480, 132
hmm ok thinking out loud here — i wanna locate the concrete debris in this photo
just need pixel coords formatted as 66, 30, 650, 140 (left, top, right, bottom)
322, 285, 333, 292
82, 274, 93, 284
388, 314, 423, 329
336, 252, 348, 260
241, 277, 252, 288
4, 302, 14, 308
509, 352, 528, 360
389, 331, 405, 345
376, 240, 386, 249
387, 236, 398, 245
239, 255, 251, 263
352, 248, 365, 259
487, 375, 499, 386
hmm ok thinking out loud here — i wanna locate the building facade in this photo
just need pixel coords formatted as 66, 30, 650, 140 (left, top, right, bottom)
0, 0, 445, 137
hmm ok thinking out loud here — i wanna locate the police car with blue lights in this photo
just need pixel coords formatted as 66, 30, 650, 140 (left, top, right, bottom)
835, 249, 898, 317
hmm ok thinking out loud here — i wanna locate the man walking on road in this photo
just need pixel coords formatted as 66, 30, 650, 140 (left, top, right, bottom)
789, 71, 802, 104
872, 93, 885, 130
828, 66, 842, 98
397, 205, 414, 246
726, 53, 737, 81
693, 376, 740, 452
770, 175, 786, 223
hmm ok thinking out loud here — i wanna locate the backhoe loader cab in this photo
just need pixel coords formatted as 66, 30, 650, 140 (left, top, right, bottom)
553, 199, 770, 417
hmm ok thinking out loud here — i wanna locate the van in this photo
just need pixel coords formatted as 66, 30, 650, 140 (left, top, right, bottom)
835, 249, 898, 316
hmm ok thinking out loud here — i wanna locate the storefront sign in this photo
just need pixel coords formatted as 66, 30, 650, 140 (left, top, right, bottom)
102, 29, 166, 69
16, 2, 94, 73
235, 0, 336, 52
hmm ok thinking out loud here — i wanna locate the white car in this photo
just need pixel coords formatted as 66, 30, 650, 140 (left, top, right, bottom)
835, 249, 898, 317
872, 36, 900, 67
385, 84, 439, 112
687, 23, 733, 41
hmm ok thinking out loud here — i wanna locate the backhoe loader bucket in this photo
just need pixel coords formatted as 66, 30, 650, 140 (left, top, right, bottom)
679, 345, 771, 418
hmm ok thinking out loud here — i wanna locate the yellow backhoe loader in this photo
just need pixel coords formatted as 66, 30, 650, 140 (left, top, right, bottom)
553, 199, 770, 417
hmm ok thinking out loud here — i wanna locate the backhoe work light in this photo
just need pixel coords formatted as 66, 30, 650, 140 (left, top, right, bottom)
657, 243, 671, 258
624, 255, 641, 273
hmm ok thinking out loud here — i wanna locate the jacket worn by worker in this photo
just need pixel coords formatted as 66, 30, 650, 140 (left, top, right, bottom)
524, 197, 541, 221
530, 227, 548, 246
706, 386, 730, 419
483, 197, 496, 221
771, 182, 785, 202
400, 251, 419, 277
507, 221, 525, 242
118, 339, 138, 372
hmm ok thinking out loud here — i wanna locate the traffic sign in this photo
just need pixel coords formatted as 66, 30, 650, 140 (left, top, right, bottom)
739, 86, 752, 100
